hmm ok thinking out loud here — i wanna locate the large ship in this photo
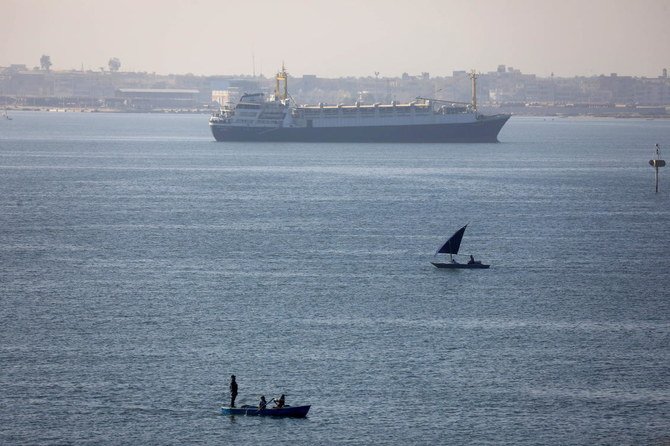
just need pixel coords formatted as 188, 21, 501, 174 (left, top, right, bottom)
209, 65, 510, 143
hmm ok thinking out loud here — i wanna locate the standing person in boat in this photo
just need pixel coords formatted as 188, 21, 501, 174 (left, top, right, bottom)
229, 375, 238, 408
274, 394, 285, 409
258, 395, 267, 410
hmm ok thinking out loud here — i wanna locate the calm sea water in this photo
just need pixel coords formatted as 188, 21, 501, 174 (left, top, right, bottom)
1, 111, 669, 445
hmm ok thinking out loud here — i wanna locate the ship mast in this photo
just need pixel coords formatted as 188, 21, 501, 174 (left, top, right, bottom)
275, 62, 288, 101
469, 70, 478, 112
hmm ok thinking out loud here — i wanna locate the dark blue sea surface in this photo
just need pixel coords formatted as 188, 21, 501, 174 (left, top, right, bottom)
1, 111, 669, 445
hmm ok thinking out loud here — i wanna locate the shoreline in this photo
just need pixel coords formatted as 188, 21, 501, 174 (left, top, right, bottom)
3, 106, 212, 114
4, 105, 670, 119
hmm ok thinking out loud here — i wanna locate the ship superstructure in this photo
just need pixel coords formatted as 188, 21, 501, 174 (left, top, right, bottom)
209, 65, 510, 143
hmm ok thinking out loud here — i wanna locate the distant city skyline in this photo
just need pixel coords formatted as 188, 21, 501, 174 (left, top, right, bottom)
2, 0, 669, 78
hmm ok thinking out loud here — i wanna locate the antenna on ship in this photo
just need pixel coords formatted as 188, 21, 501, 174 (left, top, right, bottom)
469, 70, 478, 112
275, 62, 289, 101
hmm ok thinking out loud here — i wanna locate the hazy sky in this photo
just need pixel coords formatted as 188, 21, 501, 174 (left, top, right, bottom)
2, 0, 669, 78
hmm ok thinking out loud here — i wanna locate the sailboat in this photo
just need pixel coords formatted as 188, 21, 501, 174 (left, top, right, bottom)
431, 225, 490, 269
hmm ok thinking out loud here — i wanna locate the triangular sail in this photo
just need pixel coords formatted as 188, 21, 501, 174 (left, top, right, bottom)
436, 225, 467, 255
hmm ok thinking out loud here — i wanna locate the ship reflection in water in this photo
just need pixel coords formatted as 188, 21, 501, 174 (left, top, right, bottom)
209, 65, 510, 143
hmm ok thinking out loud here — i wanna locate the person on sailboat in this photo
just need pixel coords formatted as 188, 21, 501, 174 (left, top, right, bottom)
468, 255, 475, 264
229, 375, 238, 408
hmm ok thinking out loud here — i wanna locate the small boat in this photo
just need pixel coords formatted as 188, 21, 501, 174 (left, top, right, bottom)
221, 405, 311, 418
431, 224, 490, 269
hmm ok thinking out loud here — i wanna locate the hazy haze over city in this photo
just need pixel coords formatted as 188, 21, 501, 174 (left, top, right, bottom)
2, 0, 669, 78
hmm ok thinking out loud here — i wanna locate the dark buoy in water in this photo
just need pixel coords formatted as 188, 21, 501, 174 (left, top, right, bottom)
649, 144, 666, 193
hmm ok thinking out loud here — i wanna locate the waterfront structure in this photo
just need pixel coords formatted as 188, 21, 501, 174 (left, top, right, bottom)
115, 88, 199, 110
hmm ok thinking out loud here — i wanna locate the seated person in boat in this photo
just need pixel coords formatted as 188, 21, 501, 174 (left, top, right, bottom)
468, 255, 475, 264
274, 394, 285, 409
258, 395, 267, 410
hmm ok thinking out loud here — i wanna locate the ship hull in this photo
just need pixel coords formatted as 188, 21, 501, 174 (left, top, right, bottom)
210, 115, 510, 143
